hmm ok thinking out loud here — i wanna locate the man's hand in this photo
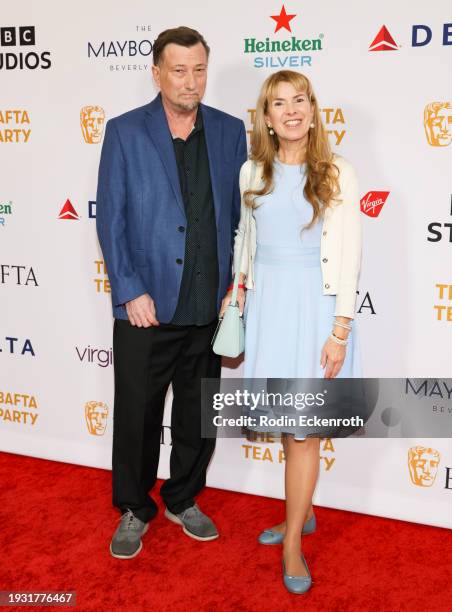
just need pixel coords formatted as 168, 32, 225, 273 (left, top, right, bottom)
125, 294, 159, 328
219, 288, 246, 318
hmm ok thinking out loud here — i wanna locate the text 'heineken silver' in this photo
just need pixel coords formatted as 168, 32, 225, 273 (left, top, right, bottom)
244, 36, 323, 53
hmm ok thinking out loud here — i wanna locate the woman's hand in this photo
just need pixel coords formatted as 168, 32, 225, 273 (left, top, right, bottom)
219, 288, 246, 318
320, 336, 346, 379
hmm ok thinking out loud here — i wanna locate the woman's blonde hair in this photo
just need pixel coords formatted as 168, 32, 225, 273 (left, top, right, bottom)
245, 70, 340, 227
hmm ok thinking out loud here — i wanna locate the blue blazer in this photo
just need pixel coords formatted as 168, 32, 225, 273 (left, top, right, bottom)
96, 94, 247, 322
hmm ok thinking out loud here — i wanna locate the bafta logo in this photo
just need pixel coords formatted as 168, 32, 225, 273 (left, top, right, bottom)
408, 445, 440, 487
85, 401, 109, 436
424, 102, 452, 147
80, 105, 105, 144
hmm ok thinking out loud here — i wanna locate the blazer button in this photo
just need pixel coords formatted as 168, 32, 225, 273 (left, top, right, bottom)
325, 283, 330, 289
176, 258, 183, 265
322, 258, 328, 263
178, 226, 185, 232
323, 231, 327, 236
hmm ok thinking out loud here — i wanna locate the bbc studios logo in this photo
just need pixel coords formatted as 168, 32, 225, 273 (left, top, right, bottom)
0, 26, 51, 70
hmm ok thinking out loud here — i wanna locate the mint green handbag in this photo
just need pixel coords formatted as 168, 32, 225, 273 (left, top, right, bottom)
212, 262, 245, 357
212, 163, 255, 358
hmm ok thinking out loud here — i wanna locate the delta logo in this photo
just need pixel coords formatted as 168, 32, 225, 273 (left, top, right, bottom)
369, 22, 452, 51
360, 191, 390, 218
244, 4, 324, 69
58, 199, 80, 220
369, 26, 399, 51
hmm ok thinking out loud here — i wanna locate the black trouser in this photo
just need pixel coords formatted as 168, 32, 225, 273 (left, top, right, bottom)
112, 318, 221, 523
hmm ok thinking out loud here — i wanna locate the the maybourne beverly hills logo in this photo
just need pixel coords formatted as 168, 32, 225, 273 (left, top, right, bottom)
244, 5, 324, 68
87, 25, 153, 72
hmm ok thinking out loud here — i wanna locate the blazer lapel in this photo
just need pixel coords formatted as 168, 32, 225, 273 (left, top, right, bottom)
144, 95, 185, 216
202, 104, 222, 226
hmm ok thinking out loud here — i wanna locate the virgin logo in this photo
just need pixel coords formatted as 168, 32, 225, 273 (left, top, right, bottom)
360, 191, 390, 217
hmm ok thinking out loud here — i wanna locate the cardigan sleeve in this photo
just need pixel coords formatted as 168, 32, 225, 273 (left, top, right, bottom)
232, 160, 252, 278
334, 159, 362, 319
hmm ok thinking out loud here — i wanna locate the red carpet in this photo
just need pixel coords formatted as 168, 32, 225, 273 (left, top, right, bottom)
1, 451, 451, 611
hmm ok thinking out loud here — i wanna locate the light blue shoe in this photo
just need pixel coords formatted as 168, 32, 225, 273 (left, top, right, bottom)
258, 514, 316, 545
282, 553, 312, 595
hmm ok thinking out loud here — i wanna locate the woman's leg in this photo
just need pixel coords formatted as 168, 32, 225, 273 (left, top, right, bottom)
264, 435, 315, 535
283, 436, 320, 576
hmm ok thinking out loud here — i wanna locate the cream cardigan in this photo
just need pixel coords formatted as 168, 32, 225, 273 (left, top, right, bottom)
233, 155, 362, 319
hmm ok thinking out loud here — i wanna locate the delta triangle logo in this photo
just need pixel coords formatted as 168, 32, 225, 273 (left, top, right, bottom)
58, 199, 80, 220
369, 25, 398, 51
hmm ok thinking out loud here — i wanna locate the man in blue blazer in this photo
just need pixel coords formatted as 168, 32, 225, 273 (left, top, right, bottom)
96, 27, 247, 559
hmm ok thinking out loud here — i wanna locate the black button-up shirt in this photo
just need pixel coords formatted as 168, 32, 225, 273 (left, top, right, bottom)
170, 109, 219, 326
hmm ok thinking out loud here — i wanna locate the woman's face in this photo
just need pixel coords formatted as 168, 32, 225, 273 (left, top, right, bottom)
264, 81, 314, 145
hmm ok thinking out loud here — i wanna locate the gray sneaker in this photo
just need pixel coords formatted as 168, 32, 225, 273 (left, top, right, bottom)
110, 510, 149, 559
165, 504, 218, 541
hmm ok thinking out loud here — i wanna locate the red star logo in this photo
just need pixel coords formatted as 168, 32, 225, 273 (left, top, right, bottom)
270, 5, 297, 33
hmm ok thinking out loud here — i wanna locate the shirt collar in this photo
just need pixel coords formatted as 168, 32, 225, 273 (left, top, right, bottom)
172, 107, 203, 140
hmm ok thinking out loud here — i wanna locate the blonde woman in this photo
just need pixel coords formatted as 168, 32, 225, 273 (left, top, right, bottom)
221, 70, 362, 594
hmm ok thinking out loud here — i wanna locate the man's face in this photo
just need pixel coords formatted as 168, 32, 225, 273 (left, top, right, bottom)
152, 42, 208, 112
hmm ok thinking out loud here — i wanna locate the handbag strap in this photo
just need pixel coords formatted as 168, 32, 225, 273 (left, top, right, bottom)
231, 161, 257, 306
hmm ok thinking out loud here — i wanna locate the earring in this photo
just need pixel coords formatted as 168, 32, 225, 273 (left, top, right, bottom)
310, 122, 315, 129
267, 124, 275, 136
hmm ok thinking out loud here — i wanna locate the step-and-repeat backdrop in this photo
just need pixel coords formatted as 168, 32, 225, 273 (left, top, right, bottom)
1, 0, 451, 528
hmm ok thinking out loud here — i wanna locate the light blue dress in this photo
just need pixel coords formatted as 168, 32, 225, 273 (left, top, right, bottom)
243, 160, 362, 437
